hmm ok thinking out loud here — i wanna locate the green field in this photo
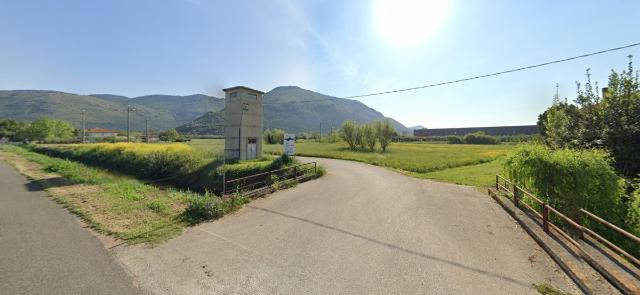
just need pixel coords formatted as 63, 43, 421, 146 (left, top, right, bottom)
186, 139, 513, 188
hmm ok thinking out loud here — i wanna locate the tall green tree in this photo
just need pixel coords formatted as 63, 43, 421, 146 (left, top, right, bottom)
601, 56, 640, 177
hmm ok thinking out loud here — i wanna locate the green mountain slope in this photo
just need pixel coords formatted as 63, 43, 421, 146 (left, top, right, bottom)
1, 86, 409, 134
177, 86, 410, 135
0, 90, 224, 131
263, 86, 409, 134
175, 110, 225, 135
0, 90, 175, 130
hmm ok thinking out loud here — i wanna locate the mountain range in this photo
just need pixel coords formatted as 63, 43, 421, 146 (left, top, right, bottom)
0, 86, 410, 134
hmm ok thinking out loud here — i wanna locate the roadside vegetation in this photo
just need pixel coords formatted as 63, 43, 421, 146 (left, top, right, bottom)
504, 57, 640, 257
0, 143, 318, 244
0, 144, 193, 244
28, 142, 300, 194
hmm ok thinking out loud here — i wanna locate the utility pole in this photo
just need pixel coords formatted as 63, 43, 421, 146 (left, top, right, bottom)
81, 109, 86, 144
145, 119, 149, 143
319, 122, 322, 142
127, 104, 131, 142
127, 104, 135, 142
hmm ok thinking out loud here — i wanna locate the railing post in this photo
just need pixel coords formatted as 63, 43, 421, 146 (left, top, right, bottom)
542, 203, 549, 234
266, 171, 271, 187
513, 184, 519, 208
293, 166, 297, 178
496, 175, 499, 191
576, 209, 584, 240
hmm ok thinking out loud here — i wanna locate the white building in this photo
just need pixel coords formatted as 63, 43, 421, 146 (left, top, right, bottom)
85, 128, 119, 142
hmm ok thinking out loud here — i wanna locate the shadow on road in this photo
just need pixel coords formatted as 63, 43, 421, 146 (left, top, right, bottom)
247, 205, 532, 288
24, 177, 73, 192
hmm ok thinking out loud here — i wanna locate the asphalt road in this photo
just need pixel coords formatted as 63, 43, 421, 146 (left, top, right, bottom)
0, 160, 141, 295
116, 157, 579, 294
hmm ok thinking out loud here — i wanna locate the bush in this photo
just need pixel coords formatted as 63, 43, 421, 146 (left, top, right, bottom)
184, 191, 248, 223
339, 121, 358, 150
462, 132, 499, 144
263, 129, 285, 144
375, 120, 396, 152
447, 136, 462, 144
159, 128, 180, 142
504, 144, 623, 220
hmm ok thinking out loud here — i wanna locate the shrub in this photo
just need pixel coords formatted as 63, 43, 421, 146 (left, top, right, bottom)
263, 129, 285, 144
184, 191, 248, 223
504, 144, 623, 220
361, 124, 377, 151
447, 136, 462, 144
375, 120, 396, 152
159, 128, 180, 142
340, 121, 358, 150
462, 132, 499, 144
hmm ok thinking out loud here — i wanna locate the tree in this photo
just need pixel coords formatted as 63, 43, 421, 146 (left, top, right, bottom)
375, 120, 396, 152
159, 128, 180, 142
22, 117, 74, 142
339, 121, 358, 150
355, 125, 365, 150
361, 124, 378, 151
0, 119, 28, 141
601, 56, 640, 177
545, 106, 571, 148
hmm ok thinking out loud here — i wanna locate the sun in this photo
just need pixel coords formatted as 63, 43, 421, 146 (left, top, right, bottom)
373, 0, 451, 48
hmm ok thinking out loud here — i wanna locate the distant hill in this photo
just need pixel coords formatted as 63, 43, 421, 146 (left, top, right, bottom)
409, 125, 426, 130
263, 86, 410, 134
177, 86, 410, 135
176, 110, 225, 135
0, 90, 224, 131
1, 86, 409, 134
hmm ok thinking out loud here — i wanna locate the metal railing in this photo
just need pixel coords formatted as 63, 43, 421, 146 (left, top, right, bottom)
224, 162, 317, 195
495, 174, 640, 268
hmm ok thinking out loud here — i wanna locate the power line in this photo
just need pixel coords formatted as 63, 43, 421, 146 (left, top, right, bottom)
262, 42, 640, 104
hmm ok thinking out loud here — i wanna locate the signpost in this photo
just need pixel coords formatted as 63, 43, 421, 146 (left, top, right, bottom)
284, 134, 295, 156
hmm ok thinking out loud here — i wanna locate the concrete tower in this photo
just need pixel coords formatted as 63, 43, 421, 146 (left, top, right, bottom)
223, 86, 264, 161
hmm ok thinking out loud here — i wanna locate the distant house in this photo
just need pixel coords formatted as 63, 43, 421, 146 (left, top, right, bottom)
85, 128, 119, 142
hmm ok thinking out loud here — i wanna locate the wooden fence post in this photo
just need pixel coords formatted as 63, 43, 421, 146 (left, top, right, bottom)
496, 175, 499, 191
576, 209, 584, 240
513, 185, 519, 208
542, 203, 549, 234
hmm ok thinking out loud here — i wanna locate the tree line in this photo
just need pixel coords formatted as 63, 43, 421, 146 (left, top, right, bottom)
0, 117, 75, 143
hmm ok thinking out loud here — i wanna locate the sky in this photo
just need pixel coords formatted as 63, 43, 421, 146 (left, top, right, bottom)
1, 0, 639, 128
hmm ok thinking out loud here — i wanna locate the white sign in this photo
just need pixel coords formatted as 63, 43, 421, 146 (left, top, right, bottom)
284, 134, 295, 156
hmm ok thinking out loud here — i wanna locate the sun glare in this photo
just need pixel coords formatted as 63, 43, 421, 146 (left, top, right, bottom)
373, 0, 451, 48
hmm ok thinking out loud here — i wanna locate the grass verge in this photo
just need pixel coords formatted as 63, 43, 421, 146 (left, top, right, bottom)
1, 145, 196, 244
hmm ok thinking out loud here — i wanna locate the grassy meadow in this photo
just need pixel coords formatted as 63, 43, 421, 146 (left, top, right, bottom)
186, 139, 514, 188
